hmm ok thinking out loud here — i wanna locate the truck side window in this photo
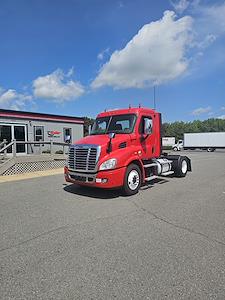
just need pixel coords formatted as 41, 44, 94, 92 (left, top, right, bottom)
139, 117, 153, 135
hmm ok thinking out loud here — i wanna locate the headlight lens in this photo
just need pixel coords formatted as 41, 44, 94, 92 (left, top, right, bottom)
99, 158, 117, 170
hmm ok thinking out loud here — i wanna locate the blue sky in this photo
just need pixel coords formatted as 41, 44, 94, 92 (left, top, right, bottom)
0, 0, 225, 122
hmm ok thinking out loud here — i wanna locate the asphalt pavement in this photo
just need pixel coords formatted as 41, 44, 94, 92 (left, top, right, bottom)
0, 151, 225, 299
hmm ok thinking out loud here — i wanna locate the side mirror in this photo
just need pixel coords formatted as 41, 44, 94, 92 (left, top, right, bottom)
108, 132, 116, 139
144, 119, 152, 135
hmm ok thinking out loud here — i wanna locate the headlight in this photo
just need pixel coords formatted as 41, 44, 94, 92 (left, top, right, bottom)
99, 158, 117, 170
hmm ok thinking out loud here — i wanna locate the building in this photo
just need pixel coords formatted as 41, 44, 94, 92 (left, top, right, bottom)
0, 109, 84, 155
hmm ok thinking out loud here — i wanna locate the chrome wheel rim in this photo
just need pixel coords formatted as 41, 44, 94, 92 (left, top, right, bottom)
128, 170, 140, 190
182, 160, 187, 174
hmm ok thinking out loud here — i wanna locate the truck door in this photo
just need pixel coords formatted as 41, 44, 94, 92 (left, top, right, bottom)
139, 115, 155, 159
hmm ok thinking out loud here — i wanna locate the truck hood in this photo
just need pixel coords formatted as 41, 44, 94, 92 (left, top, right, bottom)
73, 134, 132, 156
74, 134, 109, 146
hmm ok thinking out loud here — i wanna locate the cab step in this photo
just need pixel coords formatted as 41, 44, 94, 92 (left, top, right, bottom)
143, 163, 158, 168
159, 171, 174, 176
145, 175, 158, 182
144, 171, 174, 182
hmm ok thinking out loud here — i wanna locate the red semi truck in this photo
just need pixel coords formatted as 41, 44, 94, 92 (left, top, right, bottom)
64, 107, 191, 195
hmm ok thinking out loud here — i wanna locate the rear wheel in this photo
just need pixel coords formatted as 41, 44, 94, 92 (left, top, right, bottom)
173, 147, 178, 151
207, 147, 215, 152
122, 164, 142, 196
174, 157, 188, 177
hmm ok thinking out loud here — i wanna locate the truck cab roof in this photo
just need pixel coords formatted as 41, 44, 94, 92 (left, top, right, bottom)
97, 107, 157, 118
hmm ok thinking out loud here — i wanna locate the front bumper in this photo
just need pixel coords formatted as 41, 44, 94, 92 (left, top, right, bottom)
64, 166, 126, 189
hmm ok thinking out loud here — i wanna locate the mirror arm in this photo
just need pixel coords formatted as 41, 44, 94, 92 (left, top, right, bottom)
107, 139, 112, 153
107, 132, 116, 153
141, 134, 149, 142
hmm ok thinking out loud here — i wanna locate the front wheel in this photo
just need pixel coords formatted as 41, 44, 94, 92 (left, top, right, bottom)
207, 147, 215, 152
122, 164, 142, 196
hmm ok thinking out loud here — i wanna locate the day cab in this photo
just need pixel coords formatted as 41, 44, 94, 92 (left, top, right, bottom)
64, 107, 191, 195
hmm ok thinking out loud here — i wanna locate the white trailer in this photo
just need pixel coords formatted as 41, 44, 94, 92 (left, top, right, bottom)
171, 132, 225, 152
183, 132, 225, 152
162, 137, 176, 147
172, 132, 225, 152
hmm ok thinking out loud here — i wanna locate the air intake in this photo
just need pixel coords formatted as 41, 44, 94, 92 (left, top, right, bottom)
119, 142, 127, 149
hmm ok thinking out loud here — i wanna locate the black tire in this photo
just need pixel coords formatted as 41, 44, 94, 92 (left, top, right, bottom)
173, 147, 178, 151
174, 157, 188, 177
207, 147, 215, 152
122, 164, 142, 196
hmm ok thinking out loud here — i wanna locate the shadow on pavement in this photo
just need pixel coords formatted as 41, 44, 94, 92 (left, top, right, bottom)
63, 177, 169, 199
140, 178, 169, 190
63, 184, 122, 199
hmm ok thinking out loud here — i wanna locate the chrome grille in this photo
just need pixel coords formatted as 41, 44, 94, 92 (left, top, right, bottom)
68, 145, 100, 172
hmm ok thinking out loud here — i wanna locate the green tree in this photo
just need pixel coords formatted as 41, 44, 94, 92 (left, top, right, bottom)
162, 118, 225, 141
84, 117, 95, 136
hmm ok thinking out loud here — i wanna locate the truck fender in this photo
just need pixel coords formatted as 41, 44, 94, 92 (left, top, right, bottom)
167, 155, 192, 172
185, 156, 192, 171
123, 157, 145, 182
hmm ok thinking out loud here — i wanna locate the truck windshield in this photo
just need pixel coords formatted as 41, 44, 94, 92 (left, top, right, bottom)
91, 114, 136, 135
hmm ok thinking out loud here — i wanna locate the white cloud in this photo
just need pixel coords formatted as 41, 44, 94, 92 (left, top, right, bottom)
196, 34, 217, 49
170, 0, 190, 14
191, 1, 225, 51
66, 67, 74, 77
92, 11, 193, 89
97, 48, 110, 60
218, 115, 225, 120
200, 2, 225, 34
0, 88, 32, 110
92, 2, 225, 90
118, 1, 124, 8
191, 106, 212, 116
221, 106, 225, 111
33, 68, 85, 103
